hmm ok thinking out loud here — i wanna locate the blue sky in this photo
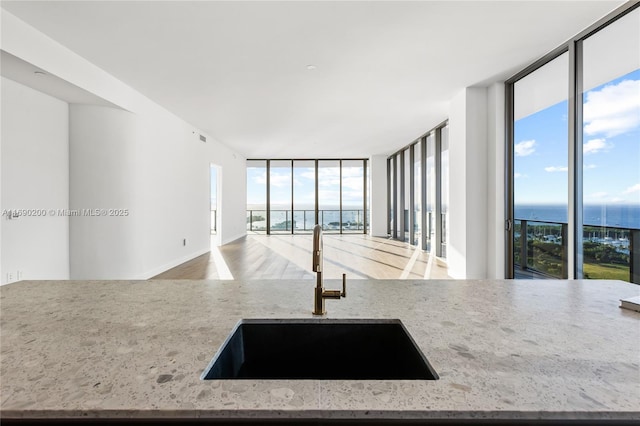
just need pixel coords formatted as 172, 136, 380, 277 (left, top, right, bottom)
515, 68, 640, 207
247, 163, 364, 209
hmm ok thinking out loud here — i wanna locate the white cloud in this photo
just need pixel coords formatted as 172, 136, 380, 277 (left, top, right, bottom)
299, 170, 316, 181
583, 138, 612, 155
623, 183, 640, 195
253, 171, 267, 185
514, 140, 536, 157
269, 173, 291, 187
587, 192, 608, 199
342, 176, 364, 191
514, 173, 522, 179
584, 164, 597, 170
318, 177, 340, 187
583, 79, 640, 137
609, 197, 624, 203
341, 167, 364, 178
316, 167, 341, 187
544, 166, 568, 172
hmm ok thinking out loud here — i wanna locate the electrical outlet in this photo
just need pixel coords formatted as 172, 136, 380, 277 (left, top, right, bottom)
17, 271, 23, 281
7, 272, 14, 283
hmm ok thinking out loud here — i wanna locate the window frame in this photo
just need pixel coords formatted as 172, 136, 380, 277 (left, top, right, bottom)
387, 120, 448, 255
247, 158, 369, 235
504, 2, 639, 279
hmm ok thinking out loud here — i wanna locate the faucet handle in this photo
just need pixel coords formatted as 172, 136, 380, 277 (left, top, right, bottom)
321, 276, 347, 300
322, 290, 342, 299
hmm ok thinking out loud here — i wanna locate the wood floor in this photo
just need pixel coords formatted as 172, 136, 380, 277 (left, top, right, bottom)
152, 234, 450, 280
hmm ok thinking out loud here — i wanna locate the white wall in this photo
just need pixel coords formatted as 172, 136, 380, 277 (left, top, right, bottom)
448, 87, 489, 279
68, 105, 247, 279
69, 105, 143, 279
135, 112, 246, 278
1, 77, 69, 284
369, 155, 388, 237
2, 10, 247, 280
486, 82, 505, 279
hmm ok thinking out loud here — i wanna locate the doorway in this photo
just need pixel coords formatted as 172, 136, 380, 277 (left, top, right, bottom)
210, 164, 220, 246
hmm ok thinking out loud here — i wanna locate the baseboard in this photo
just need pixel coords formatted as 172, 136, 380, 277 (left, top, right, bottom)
220, 231, 246, 246
435, 257, 448, 268
139, 247, 211, 280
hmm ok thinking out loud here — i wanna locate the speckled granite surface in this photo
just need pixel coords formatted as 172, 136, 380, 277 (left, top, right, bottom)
1, 279, 639, 421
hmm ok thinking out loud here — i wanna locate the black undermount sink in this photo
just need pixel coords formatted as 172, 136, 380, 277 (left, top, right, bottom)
201, 319, 439, 380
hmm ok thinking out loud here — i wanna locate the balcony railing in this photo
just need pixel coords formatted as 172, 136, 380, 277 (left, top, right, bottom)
583, 225, 638, 283
515, 219, 638, 284
246, 209, 367, 233
514, 219, 568, 279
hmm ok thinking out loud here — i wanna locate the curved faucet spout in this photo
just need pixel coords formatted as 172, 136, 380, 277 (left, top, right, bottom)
313, 225, 322, 273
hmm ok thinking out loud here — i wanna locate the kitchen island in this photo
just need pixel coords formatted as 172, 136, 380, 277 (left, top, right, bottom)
1, 279, 639, 424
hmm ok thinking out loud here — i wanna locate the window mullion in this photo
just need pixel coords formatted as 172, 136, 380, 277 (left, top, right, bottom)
435, 129, 442, 258
568, 40, 584, 280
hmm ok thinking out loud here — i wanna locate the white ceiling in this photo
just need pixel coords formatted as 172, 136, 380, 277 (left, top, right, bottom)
1, 51, 118, 107
0, 1, 625, 158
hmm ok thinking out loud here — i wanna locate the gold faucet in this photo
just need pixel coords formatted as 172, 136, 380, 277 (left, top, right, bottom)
312, 224, 346, 315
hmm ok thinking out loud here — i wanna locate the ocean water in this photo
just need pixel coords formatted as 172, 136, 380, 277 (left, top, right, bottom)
515, 204, 639, 229
247, 204, 366, 231
248, 204, 639, 230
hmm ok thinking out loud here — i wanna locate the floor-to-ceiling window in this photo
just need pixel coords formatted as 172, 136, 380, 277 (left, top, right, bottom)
293, 160, 316, 233
269, 160, 293, 234
512, 52, 569, 279
396, 154, 402, 239
388, 157, 395, 238
387, 121, 448, 256
403, 148, 411, 242
318, 160, 341, 233
440, 125, 449, 259
507, 3, 639, 283
426, 132, 436, 252
248, 159, 369, 235
341, 160, 365, 233
413, 141, 422, 246
246, 160, 267, 232
581, 9, 639, 281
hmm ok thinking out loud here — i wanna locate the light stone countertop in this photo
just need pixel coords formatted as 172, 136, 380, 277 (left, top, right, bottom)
1, 278, 639, 422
